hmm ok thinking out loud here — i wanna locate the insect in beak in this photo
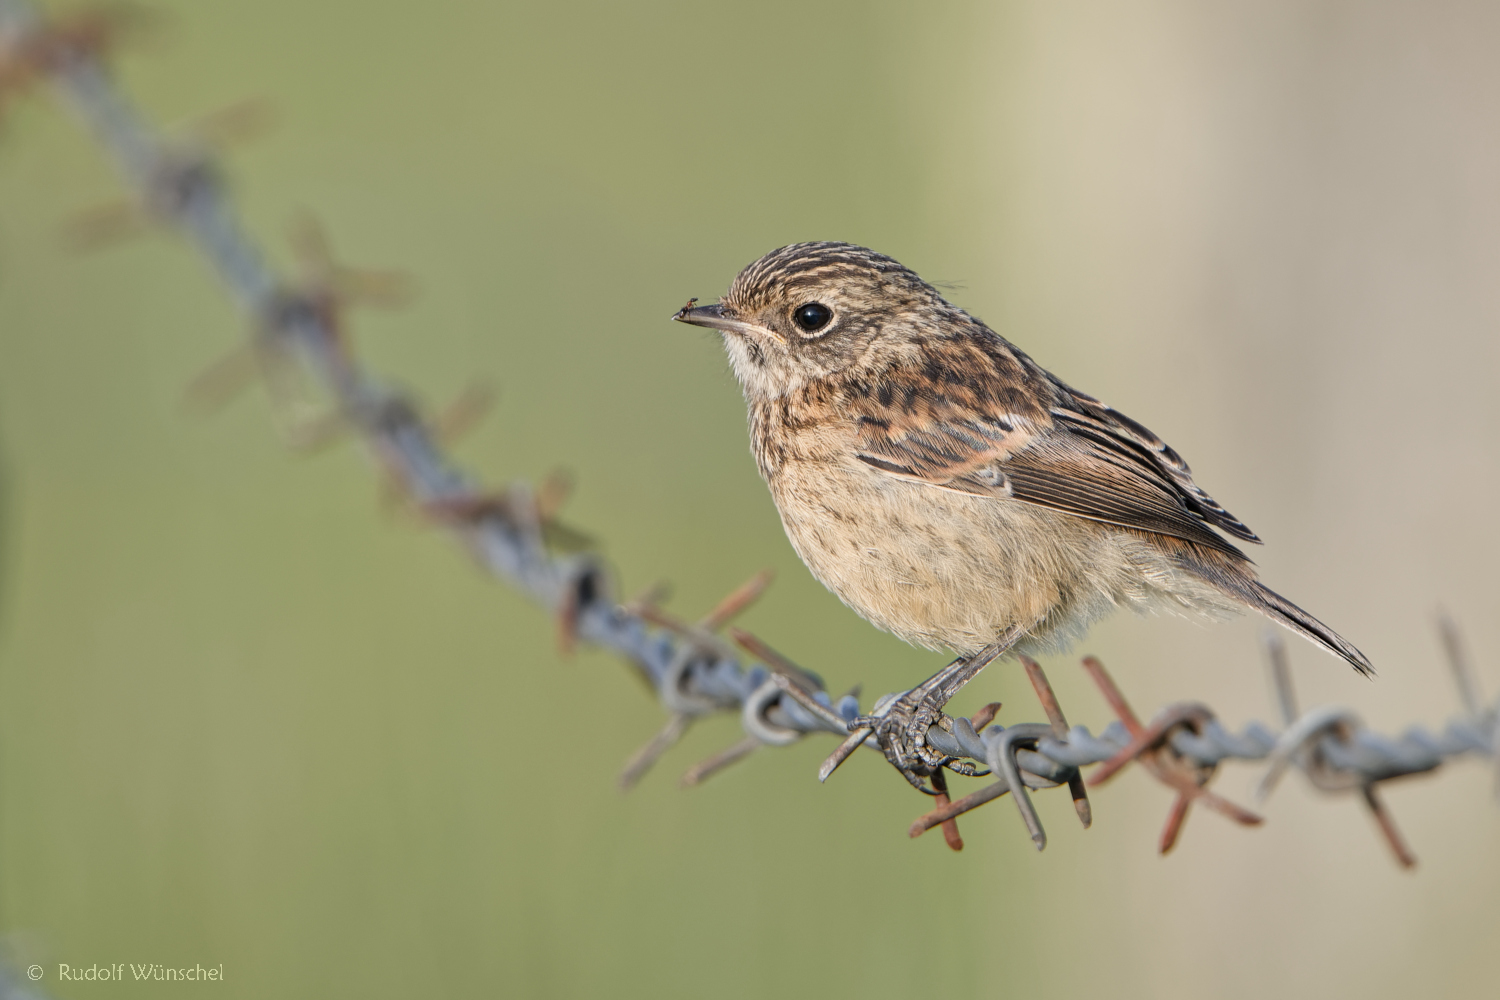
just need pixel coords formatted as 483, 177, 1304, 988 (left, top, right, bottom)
671, 301, 777, 341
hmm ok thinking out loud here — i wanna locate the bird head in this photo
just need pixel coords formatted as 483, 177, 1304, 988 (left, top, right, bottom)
673, 242, 959, 398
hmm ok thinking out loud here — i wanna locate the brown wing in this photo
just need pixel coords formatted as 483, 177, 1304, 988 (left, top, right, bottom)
845, 338, 1258, 558
844, 337, 1044, 481
1045, 384, 1260, 543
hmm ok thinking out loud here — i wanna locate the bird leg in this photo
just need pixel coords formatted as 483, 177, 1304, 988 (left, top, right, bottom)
850, 621, 1033, 792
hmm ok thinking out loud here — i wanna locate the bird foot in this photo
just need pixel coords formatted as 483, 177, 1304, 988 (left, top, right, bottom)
847, 628, 1030, 792
849, 691, 953, 794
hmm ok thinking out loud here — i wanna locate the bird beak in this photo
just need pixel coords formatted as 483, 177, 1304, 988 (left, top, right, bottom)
671, 301, 766, 339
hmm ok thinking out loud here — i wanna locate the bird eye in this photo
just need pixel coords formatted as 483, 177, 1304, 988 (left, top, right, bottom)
792, 302, 833, 334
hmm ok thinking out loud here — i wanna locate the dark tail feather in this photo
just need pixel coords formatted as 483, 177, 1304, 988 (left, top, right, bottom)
1248, 581, 1374, 677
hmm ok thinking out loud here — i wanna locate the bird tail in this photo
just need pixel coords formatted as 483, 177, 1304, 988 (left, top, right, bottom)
1245, 581, 1374, 676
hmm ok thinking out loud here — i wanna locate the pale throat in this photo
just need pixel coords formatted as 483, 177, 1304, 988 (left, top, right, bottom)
722, 333, 813, 399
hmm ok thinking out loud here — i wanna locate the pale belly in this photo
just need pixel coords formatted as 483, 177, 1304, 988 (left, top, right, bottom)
768, 457, 1237, 655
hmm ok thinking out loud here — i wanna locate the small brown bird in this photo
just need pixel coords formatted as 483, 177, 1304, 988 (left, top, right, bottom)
674, 242, 1370, 787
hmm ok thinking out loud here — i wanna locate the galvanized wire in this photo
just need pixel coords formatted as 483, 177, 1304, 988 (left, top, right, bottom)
1, 0, 1494, 867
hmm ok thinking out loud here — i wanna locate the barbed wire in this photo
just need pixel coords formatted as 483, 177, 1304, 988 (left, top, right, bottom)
1, 1, 1495, 869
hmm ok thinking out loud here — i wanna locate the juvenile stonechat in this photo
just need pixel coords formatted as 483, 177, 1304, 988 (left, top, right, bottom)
674, 242, 1370, 787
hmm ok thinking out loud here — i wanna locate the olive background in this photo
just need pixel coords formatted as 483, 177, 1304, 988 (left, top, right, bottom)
1, 1, 1497, 997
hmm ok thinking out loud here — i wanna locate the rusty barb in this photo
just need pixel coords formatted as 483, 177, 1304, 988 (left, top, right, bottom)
1248, 626, 1498, 868
7, 0, 1497, 866
0, 3, 148, 98
899, 631, 1494, 865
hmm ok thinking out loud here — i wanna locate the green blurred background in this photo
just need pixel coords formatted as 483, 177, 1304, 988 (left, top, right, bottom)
1, 1, 1497, 997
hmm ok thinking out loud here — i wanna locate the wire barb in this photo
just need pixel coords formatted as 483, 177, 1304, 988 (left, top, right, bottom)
1020, 656, 1091, 829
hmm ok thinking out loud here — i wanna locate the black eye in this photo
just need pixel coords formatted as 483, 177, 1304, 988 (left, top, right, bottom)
792, 302, 832, 333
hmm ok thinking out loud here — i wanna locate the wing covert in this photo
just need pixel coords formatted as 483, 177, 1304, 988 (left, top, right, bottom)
843, 346, 1257, 557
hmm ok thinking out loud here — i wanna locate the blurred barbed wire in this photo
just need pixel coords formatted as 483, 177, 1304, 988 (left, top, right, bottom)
0, 0, 1495, 868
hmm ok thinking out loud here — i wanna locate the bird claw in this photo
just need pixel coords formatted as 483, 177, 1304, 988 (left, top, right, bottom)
850, 693, 955, 794
849, 628, 1035, 792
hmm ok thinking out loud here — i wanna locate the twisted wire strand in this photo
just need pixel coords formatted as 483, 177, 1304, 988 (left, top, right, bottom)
1, 1, 1495, 866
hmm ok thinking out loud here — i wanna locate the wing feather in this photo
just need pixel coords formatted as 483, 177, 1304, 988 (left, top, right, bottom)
843, 338, 1257, 557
